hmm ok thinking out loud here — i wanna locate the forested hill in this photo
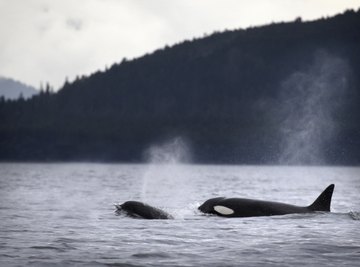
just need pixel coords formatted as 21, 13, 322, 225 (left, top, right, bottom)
1, 9, 360, 164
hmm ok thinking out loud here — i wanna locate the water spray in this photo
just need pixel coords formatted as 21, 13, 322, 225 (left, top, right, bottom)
278, 50, 349, 165
140, 137, 194, 214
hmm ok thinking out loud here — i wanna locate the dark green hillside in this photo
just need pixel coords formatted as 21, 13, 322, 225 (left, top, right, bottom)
1, 9, 359, 164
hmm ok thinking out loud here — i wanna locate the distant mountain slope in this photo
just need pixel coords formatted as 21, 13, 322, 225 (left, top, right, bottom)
0, 77, 38, 100
0, 9, 359, 164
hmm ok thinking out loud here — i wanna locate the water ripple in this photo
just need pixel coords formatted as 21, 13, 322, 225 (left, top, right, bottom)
0, 164, 359, 267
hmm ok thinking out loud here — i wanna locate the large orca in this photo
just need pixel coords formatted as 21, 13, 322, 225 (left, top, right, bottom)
198, 184, 335, 218
115, 201, 173, 219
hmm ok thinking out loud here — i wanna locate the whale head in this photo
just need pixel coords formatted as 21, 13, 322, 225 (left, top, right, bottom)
198, 197, 225, 214
115, 201, 173, 219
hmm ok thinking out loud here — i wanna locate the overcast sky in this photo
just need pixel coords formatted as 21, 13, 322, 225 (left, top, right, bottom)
1, 0, 359, 90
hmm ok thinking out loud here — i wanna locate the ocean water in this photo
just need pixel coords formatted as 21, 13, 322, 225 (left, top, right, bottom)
0, 163, 359, 266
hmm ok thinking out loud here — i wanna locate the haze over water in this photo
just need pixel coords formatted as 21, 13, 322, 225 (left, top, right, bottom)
1, 163, 359, 266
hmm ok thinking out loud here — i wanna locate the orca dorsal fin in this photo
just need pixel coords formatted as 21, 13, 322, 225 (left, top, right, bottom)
308, 184, 335, 212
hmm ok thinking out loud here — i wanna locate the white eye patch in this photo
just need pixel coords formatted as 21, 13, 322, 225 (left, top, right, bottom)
214, 205, 234, 215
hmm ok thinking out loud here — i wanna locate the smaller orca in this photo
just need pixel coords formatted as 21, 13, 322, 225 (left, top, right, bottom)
115, 201, 173, 219
198, 184, 335, 218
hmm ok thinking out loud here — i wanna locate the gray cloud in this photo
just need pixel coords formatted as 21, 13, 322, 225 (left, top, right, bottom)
66, 18, 83, 31
0, 0, 359, 90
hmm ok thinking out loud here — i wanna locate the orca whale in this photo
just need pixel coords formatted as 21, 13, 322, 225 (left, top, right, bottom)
198, 184, 335, 218
115, 201, 173, 219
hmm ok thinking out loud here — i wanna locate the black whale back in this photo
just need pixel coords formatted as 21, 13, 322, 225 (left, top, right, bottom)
198, 184, 335, 217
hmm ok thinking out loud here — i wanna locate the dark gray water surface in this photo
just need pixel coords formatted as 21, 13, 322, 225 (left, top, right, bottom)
0, 163, 359, 266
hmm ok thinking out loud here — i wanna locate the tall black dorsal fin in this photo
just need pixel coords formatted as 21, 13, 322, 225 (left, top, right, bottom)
308, 184, 335, 212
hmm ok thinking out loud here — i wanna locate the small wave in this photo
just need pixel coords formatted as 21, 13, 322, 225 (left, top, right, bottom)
2, 229, 31, 233
131, 252, 170, 259
348, 211, 360, 220
105, 263, 142, 267
30, 246, 66, 252
55, 237, 77, 243
0, 254, 18, 258
271, 212, 324, 220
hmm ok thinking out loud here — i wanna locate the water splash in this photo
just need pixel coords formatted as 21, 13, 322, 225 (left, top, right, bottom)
278, 51, 350, 165
348, 211, 360, 221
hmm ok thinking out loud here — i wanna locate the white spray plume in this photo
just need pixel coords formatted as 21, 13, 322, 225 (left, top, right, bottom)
144, 136, 191, 164
278, 50, 349, 165
141, 137, 194, 210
